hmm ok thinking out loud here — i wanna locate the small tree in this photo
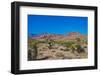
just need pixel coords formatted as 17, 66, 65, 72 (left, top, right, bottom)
75, 44, 85, 53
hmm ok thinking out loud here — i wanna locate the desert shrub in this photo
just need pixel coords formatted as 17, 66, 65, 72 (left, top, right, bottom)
63, 48, 70, 51
46, 39, 55, 49
76, 38, 81, 42
84, 46, 87, 48
59, 46, 68, 51
52, 50, 55, 52
42, 46, 48, 51
39, 40, 47, 43
62, 41, 75, 51
39, 53, 43, 56
28, 39, 39, 60
28, 49, 33, 60
75, 44, 85, 53
32, 44, 38, 59
60, 48, 64, 50
38, 48, 43, 51
62, 41, 75, 47
71, 44, 77, 52
81, 38, 87, 44
55, 52, 64, 58
28, 45, 38, 60
28, 39, 39, 48
54, 41, 65, 46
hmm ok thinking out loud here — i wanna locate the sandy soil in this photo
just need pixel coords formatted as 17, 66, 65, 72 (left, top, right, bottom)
35, 43, 88, 60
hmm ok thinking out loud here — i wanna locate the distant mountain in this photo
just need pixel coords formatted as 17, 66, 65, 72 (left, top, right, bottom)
65, 32, 86, 40
67, 32, 81, 36
29, 32, 86, 40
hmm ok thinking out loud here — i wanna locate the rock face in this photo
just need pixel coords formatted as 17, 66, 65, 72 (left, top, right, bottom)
30, 32, 86, 41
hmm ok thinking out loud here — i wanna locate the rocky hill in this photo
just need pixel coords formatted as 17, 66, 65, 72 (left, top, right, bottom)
29, 32, 86, 41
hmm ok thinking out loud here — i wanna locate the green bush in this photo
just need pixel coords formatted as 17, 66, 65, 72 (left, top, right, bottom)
75, 44, 85, 53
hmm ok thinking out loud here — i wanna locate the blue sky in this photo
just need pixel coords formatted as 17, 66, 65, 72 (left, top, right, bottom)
28, 15, 88, 35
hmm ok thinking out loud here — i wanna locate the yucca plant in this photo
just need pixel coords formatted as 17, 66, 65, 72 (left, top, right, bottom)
32, 44, 38, 59
28, 39, 39, 60
46, 39, 55, 49
28, 43, 38, 60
